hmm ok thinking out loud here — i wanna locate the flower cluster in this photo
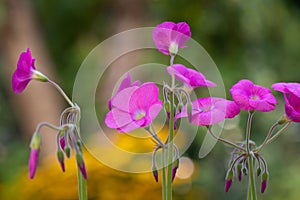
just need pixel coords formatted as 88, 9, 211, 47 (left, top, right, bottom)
12, 49, 87, 180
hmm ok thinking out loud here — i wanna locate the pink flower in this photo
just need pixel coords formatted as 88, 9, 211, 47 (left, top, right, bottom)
176, 97, 240, 126
105, 82, 162, 133
12, 48, 48, 93
152, 21, 191, 55
230, 80, 278, 112
108, 73, 140, 110
272, 82, 300, 122
167, 64, 216, 88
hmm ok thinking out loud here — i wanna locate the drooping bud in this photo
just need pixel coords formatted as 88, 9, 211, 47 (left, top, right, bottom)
57, 150, 65, 172
237, 163, 242, 182
225, 169, 233, 192
261, 172, 268, 193
28, 132, 41, 179
177, 102, 183, 113
76, 153, 87, 179
172, 159, 179, 182
257, 167, 262, 177
186, 102, 193, 122
64, 146, 71, 158
59, 136, 65, 150
152, 165, 159, 182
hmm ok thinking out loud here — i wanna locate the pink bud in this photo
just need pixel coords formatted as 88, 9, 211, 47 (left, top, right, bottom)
76, 153, 87, 179
261, 179, 267, 193
28, 148, 39, 179
171, 166, 178, 182
152, 169, 158, 182
225, 179, 232, 192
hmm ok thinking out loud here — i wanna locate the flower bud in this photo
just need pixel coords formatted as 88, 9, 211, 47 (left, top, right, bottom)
28, 132, 41, 179
59, 136, 65, 150
237, 163, 242, 182
225, 169, 233, 192
64, 146, 71, 158
57, 150, 65, 172
187, 102, 193, 122
261, 172, 268, 193
172, 159, 179, 182
76, 153, 87, 179
257, 167, 262, 177
152, 165, 159, 182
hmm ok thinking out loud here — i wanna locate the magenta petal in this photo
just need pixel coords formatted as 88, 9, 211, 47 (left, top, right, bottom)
152, 21, 191, 55
129, 82, 161, 112
111, 86, 138, 111
117, 121, 142, 133
105, 108, 132, 129
167, 64, 216, 88
28, 148, 39, 179
225, 179, 232, 192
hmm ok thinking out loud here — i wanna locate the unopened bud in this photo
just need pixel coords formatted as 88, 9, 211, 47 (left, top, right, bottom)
152, 166, 159, 182
57, 150, 65, 172
28, 132, 41, 179
187, 102, 193, 122
64, 146, 71, 158
237, 163, 242, 182
225, 170, 233, 192
172, 159, 179, 182
76, 153, 87, 179
261, 172, 268, 193
257, 168, 262, 177
30, 132, 41, 150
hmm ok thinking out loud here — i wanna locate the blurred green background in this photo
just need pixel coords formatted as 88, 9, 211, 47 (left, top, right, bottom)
0, 0, 300, 199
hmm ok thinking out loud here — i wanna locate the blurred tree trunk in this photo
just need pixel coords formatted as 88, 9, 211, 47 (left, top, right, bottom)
1, 0, 63, 156
101, 0, 147, 108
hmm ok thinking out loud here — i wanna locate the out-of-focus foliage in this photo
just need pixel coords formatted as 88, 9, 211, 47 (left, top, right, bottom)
1, 0, 300, 199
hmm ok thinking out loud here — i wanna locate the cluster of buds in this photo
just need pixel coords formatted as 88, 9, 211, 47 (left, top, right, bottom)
225, 141, 269, 193
12, 48, 87, 180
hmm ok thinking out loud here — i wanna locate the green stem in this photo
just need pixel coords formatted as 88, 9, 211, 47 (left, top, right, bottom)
162, 148, 167, 200
255, 122, 279, 153
248, 156, 257, 200
247, 182, 252, 200
77, 167, 87, 200
208, 127, 246, 152
246, 111, 254, 154
265, 122, 291, 145
166, 91, 174, 200
48, 79, 74, 107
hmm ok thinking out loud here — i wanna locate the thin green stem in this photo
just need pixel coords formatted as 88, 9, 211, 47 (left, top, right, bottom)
170, 55, 175, 88
246, 112, 254, 153
248, 156, 257, 200
255, 122, 279, 153
247, 182, 252, 200
265, 122, 291, 145
208, 127, 246, 152
48, 79, 74, 107
166, 91, 174, 200
162, 148, 167, 200
77, 167, 87, 200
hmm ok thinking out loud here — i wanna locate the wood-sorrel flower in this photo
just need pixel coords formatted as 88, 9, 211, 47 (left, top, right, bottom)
230, 79, 278, 112
176, 97, 240, 126
105, 82, 162, 133
166, 64, 216, 89
28, 132, 41, 179
12, 48, 48, 93
272, 82, 300, 122
152, 21, 191, 55
108, 73, 140, 110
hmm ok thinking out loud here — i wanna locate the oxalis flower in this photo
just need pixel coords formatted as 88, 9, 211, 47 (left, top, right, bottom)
272, 82, 300, 122
176, 97, 240, 126
230, 79, 278, 112
152, 21, 191, 55
167, 64, 216, 89
108, 72, 140, 110
105, 82, 162, 133
12, 48, 48, 93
